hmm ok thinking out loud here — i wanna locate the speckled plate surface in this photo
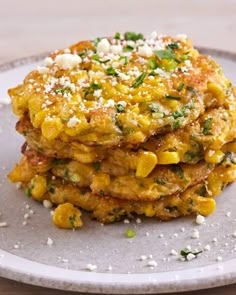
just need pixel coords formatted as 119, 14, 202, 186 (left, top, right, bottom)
1, 49, 236, 294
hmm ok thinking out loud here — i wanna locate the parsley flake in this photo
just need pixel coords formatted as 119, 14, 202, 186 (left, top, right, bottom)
115, 103, 126, 113
154, 49, 176, 60
165, 95, 181, 101
93, 162, 100, 171
120, 56, 129, 65
132, 72, 147, 88
84, 83, 102, 98
186, 86, 198, 95
69, 214, 76, 228
124, 32, 144, 41
177, 82, 185, 91
148, 58, 158, 70
125, 228, 136, 238
92, 54, 110, 64
106, 66, 119, 76
54, 86, 71, 95
180, 249, 202, 260
203, 118, 213, 135
154, 179, 166, 185
114, 32, 121, 39
167, 42, 180, 50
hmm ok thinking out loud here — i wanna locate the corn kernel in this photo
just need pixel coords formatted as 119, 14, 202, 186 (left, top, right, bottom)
204, 149, 225, 164
207, 173, 222, 197
136, 151, 158, 177
53, 203, 83, 229
31, 175, 47, 201
41, 117, 64, 140
158, 151, 180, 164
195, 196, 216, 216
144, 203, 156, 217
207, 82, 224, 103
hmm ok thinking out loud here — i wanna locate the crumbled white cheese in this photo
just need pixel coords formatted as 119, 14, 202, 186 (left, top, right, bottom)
110, 45, 122, 54
216, 256, 223, 262
42, 57, 53, 67
186, 253, 195, 261
170, 249, 178, 256
123, 219, 130, 224
0, 222, 8, 227
140, 255, 147, 261
47, 237, 54, 247
93, 89, 102, 97
138, 45, 153, 57
204, 244, 211, 251
196, 214, 205, 225
107, 265, 113, 271
67, 116, 81, 128
24, 213, 30, 220
136, 218, 142, 224
86, 263, 97, 271
37, 66, 50, 74
150, 31, 158, 39
147, 260, 157, 267
55, 54, 81, 70
97, 39, 110, 55
191, 229, 200, 239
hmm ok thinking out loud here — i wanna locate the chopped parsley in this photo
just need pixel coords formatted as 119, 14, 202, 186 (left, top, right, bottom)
54, 86, 71, 95
120, 56, 129, 65
92, 54, 110, 64
99, 189, 105, 196
154, 49, 176, 60
203, 118, 213, 135
172, 110, 184, 119
106, 66, 119, 76
123, 45, 134, 52
180, 249, 203, 260
60, 117, 69, 122
114, 32, 121, 39
84, 83, 102, 98
124, 32, 144, 41
173, 119, 182, 129
165, 95, 181, 101
148, 58, 158, 70
186, 86, 198, 95
148, 102, 160, 113
69, 214, 76, 228
177, 82, 185, 91
92, 162, 100, 171
167, 42, 180, 50
125, 228, 136, 238
93, 37, 101, 47
25, 187, 32, 198
77, 51, 85, 58
115, 103, 126, 113
132, 72, 147, 88
171, 165, 185, 180
154, 179, 166, 185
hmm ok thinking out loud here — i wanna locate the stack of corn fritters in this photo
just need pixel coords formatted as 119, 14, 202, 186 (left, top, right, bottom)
8, 32, 236, 228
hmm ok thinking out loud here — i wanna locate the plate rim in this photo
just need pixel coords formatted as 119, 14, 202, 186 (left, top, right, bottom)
1, 47, 236, 294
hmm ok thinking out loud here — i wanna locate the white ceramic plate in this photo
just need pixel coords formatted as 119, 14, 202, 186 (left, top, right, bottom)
1, 49, 236, 294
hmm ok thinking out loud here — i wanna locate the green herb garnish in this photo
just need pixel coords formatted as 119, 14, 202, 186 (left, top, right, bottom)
115, 103, 126, 113
154, 179, 166, 185
180, 250, 203, 260
148, 102, 160, 113
165, 95, 181, 101
154, 49, 176, 60
123, 45, 134, 52
173, 119, 182, 129
167, 42, 180, 50
92, 54, 110, 64
84, 83, 102, 98
124, 32, 144, 41
114, 32, 121, 39
99, 189, 105, 196
120, 56, 129, 65
25, 187, 32, 198
132, 72, 147, 88
148, 58, 158, 70
186, 86, 198, 95
93, 37, 101, 47
203, 118, 213, 135
69, 214, 76, 228
106, 66, 119, 76
125, 228, 136, 238
177, 82, 185, 91
54, 86, 71, 95
78, 52, 85, 58
61, 117, 69, 122
93, 162, 100, 171
171, 165, 185, 180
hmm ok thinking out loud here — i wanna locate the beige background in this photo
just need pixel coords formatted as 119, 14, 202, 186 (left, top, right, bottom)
1, 0, 236, 294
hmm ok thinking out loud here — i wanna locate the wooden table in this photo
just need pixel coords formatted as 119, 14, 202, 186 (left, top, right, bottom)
1, 0, 236, 293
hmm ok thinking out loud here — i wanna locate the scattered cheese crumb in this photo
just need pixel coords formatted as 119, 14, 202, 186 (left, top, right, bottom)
47, 237, 54, 247
140, 255, 147, 261
123, 219, 130, 224
43, 200, 53, 209
191, 229, 200, 239
0, 222, 8, 227
67, 116, 81, 128
196, 215, 205, 225
136, 218, 142, 224
170, 249, 178, 256
204, 245, 211, 251
186, 253, 196, 261
55, 54, 81, 70
216, 256, 223, 262
86, 263, 97, 271
147, 260, 158, 267
97, 39, 110, 55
